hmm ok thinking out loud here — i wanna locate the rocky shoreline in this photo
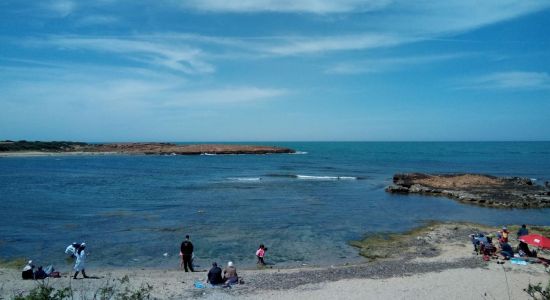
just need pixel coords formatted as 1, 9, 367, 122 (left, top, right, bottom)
0, 141, 295, 155
386, 173, 550, 208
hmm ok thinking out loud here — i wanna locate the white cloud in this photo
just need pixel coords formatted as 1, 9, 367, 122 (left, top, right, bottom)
180, 0, 391, 14
325, 53, 470, 74
0, 63, 286, 109
43, 0, 76, 17
31, 37, 214, 74
161, 87, 287, 107
75, 15, 118, 26
263, 33, 407, 56
458, 71, 550, 90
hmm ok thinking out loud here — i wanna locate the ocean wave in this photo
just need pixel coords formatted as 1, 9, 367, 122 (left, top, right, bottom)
265, 174, 363, 180
296, 175, 358, 180
227, 177, 262, 181
290, 151, 308, 155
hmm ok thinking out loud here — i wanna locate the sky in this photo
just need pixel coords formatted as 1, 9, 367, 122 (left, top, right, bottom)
1, 0, 549, 142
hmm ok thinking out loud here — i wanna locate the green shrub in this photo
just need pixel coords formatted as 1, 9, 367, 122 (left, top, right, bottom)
13, 283, 72, 300
525, 269, 550, 300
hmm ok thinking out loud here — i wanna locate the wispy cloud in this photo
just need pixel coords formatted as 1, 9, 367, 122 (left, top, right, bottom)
262, 33, 407, 56
42, 0, 76, 17
180, 0, 391, 14
28, 37, 214, 74
0, 63, 286, 109
325, 53, 471, 74
75, 15, 118, 27
161, 87, 287, 107
458, 71, 550, 90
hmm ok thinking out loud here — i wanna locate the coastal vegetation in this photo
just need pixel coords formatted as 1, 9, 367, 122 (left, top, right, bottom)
0, 258, 29, 269
524, 269, 550, 300
0, 141, 294, 155
0, 141, 87, 152
11, 276, 153, 300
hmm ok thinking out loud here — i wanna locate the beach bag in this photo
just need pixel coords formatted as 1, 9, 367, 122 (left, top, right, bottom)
194, 281, 205, 289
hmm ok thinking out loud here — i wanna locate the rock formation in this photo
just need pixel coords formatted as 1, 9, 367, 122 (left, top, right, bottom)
386, 173, 550, 208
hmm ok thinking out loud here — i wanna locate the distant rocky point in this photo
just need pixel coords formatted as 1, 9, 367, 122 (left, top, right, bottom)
386, 173, 550, 208
0, 140, 295, 155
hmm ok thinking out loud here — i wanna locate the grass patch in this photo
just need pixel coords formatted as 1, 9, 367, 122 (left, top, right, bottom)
11, 275, 154, 300
0, 257, 27, 269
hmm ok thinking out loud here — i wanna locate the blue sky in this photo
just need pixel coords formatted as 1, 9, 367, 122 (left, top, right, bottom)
1, 1, 549, 141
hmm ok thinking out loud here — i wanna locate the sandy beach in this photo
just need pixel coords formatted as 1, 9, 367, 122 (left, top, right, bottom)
2, 223, 548, 299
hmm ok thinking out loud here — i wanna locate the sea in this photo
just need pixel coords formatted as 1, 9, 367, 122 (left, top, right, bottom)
1, 142, 549, 270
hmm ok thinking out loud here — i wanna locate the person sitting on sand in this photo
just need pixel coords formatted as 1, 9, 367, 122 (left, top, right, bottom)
499, 227, 509, 243
499, 242, 514, 260
470, 233, 488, 253
207, 262, 223, 285
73, 243, 89, 279
517, 224, 529, 239
34, 266, 47, 280
256, 244, 267, 266
223, 261, 238, 286
518, 241, 537, 258
21, 260, 34, 280
480, 239, 496, 258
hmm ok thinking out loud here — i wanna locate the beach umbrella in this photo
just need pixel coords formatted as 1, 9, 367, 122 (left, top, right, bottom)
519, 234, 550, 249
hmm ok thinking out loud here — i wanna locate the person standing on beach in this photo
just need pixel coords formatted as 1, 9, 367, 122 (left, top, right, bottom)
180, 235, 194, 272
73, 243, 89, 279
256, 244, 267, 266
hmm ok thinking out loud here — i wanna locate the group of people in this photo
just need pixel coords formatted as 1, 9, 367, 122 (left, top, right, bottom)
206, 261, 239, 287
23, 234, 267, 285
22, 242, 87, 280
471, 224, 537, 262
180, 235, 269, 287
21, 261, 56, 280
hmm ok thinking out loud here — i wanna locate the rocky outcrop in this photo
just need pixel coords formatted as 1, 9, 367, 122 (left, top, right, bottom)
386, 173, 550, 208
87, 143, 295, 155
0, 141, 295, 155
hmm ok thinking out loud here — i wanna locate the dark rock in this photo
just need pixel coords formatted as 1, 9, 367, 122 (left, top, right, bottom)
386, 173, 550, 209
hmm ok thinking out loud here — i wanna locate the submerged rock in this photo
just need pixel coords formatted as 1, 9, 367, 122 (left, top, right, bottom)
386, 173, 550, 208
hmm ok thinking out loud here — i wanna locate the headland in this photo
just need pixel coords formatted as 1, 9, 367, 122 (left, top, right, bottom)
0, 140, 295, 156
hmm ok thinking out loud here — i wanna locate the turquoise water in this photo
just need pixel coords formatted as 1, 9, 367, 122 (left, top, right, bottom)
1, 142, 549, 269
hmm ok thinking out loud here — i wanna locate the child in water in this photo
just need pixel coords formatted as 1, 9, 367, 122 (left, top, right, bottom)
256, 244, 267, 266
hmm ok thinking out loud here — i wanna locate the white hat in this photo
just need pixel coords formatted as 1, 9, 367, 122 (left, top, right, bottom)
227, 261, 233, 267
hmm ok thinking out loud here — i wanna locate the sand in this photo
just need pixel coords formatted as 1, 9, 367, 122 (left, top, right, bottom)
2, 223, 549, 299
1, 262, 547, 299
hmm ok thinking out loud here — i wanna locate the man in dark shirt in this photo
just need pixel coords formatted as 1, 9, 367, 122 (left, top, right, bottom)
180, 235, 194, 272
517, 224, 529, 238
207, 262, 223, 285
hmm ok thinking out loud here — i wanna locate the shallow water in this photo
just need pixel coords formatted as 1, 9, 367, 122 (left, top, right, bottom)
1, 142, 549, 269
